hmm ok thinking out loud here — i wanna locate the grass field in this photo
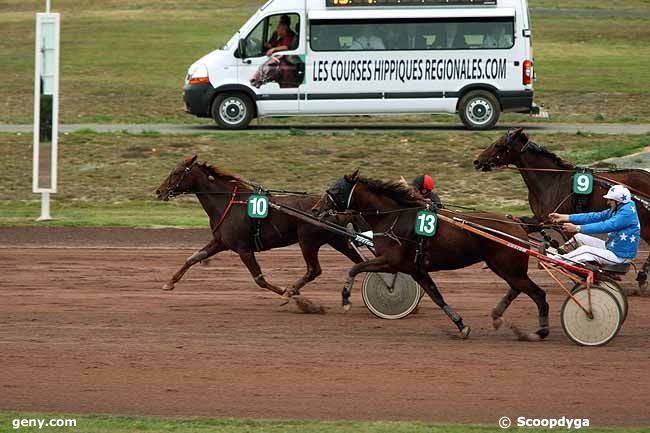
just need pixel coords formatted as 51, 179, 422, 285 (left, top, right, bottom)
1, 1, 649, 125
1, 412, 649, 433
1, 131, 647, 227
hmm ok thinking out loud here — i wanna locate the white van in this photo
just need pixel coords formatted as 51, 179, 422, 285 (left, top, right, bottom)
183, 0, 538, 130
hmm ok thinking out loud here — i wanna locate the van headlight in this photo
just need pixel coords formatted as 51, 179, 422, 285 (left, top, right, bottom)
186, 64, 209, 85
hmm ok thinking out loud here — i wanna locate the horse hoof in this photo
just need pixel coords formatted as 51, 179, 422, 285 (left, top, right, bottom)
492, 317, 504, 330
342, 304, 351, 312
639, 280, 649, 292
460, 326, 471, 339
536, 328, 550, 340
524, 333, 542, 342
162, 283, 174, 291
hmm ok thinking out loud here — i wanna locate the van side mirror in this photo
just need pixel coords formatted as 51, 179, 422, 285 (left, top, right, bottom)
238, 39, 247, 59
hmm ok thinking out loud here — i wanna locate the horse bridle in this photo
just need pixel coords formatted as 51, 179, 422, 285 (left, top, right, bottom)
166, 162, 196, 199
326, 177, 358, 212
485, 131, 536, 169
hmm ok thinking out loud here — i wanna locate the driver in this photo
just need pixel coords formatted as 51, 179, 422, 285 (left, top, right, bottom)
401, 174, 443, 208
549, 185, 640, 265
265, 16, 296, 56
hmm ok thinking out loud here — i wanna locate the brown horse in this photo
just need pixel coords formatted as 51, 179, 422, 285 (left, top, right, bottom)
474, 128, 650, 292
156, 155, 363, 299
313, 171, 549, 340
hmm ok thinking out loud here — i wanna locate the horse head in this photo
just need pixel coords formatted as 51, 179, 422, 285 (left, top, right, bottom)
156, 155, 199, 201
473, 128, 529, 171
312, 170, 360, 215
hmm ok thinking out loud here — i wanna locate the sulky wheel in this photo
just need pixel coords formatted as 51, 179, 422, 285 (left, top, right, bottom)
361, 272, 423, 320
561, 286, 623, 346
571, 280, 628, 323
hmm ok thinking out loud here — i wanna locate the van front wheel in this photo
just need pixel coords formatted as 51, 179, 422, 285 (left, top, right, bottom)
212, 92, 254, 130
458, 90, 500, 130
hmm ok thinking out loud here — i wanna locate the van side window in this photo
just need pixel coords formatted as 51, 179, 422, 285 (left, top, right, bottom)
240, 13, 300, 58
310, 18, 514, 51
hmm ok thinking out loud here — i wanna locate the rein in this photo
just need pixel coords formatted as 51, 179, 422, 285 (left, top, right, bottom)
498, 165, 650, 209
493, 132, 650, 199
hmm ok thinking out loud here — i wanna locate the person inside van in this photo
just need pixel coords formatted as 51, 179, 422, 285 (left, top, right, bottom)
350, 24, 385, 50
402, 24, 428, 50
265, 16, 296, 56
483, 24, 513, 48
435, 22, 468, 49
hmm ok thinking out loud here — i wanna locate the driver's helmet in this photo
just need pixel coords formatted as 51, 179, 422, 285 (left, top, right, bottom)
603, 185, 632, 204
412, 174, 435, 192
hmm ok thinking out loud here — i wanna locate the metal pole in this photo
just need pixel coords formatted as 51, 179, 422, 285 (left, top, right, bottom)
46, 0, 51, 12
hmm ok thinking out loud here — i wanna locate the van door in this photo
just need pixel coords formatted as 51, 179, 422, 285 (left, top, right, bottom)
237, 12, 304, 114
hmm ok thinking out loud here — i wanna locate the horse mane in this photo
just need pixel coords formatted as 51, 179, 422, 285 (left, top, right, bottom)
519, 133, 575, 170
358, 176, 423, 207
197, 162, 254, 191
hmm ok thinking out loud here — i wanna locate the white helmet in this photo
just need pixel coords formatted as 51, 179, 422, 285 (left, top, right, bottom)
603, 185, 632, 203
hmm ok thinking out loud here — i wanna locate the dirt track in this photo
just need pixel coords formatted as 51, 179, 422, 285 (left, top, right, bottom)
1, 228, 649, 427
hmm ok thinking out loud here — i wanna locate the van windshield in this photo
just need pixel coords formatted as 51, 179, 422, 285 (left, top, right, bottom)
222, 7, 265, 50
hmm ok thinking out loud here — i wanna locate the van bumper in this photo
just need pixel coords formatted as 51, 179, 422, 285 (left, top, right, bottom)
498, 90, 534, 113
183, 82, 216, 118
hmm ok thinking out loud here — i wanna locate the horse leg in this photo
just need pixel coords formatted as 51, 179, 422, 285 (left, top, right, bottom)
238, 250, 287, 296
487, 262, 549, 341
290, 241, 324, 296
515, 277, 550, 340
498, 278, 549, 341
341, 256, 393, 311
162, 239, 226, 291
636, 254, 650, 293
411, 273, 470, 338
490, 288, 521, 330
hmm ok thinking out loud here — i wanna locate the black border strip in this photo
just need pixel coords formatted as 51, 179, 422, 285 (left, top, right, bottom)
308, 93, 384, 100
384, 92, 443, 99
256, 94, 299, 101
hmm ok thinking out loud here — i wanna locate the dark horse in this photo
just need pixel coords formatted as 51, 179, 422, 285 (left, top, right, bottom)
474, 129, 650, 292
156, 155, 363, 298
313, 171, 549, 340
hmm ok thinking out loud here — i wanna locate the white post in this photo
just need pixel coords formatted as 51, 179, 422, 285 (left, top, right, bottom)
46, 0, 51, 12
38, 192, 51, 221
33, 11, 59, 222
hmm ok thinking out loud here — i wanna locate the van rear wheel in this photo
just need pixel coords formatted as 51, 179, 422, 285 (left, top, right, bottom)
458, 90, 501, 130
212, 92, 254, 130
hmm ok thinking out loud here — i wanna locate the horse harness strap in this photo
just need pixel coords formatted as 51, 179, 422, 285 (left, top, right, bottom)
253, 218, 286, 253
504, 164, 650, 211
371, 210, 427, 265
573, 168, 591, 213
212, 185, 248, 234
374, 215, 403, 246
